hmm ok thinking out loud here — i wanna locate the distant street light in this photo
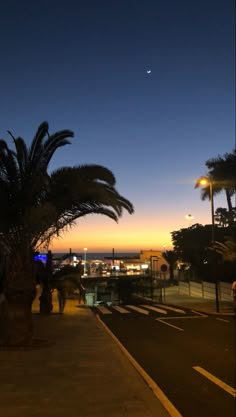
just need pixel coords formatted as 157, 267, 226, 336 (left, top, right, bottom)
197, 177, 219, 312
150, 255, 158, 301
83, 247, 88, 276
185, 214, 194, 227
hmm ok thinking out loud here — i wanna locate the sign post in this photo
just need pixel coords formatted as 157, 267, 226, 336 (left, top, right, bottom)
160, 264, 168, 302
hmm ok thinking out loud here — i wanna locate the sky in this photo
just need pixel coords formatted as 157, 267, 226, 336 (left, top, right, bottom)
0, 0, 235, 254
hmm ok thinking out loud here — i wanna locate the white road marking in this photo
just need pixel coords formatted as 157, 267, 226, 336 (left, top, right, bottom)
97, 314, 184, 417
191, 310, 207, 317
155, 304, 186, 314
141, 304, 168, 314
96, 306, 112, 314
112, 306, 130, 314
156, 319, 184, 331
193, 366, 236, 397
159, 315, 207, 320
125, 305, 149, 315
216, 317, 230, 323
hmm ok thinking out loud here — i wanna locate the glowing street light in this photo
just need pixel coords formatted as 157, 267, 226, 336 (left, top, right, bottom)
83, 247, 88, 276
197, 177, 215, 241
185, 214, 194, 227
185, 214, 194, 220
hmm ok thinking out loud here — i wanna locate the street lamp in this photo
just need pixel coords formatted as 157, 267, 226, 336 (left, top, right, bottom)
150, 255, 158, 301
185, 214, 194, 227
83, 248, 88, 276
197, 177, 219, 312
198, 177, 215, 241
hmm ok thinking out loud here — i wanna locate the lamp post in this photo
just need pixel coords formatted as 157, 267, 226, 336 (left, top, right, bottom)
150, 255, 158, 301
83, 248, 88, 276
198, 178, 215, 242
185, 214, 194, 227
198, 177, 219, 312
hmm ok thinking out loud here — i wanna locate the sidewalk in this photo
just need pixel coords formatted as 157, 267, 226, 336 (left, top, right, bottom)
0, 298, 170, 417
162, 285, 235, 315
1, 290, 234, 417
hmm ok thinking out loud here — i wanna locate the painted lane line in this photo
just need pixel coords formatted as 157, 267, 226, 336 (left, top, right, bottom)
156, 319, 184, 331
96, 306, 112, 314
193, 366, 236, 397
159, 316, 207, 320
141, 304, 168, 314
112, 306, 130, 314
155, 304, 186, 314
96, 314, 184, 417
216, 317, 230, 323
191, 310, 208, 317
125, 305, 149, 315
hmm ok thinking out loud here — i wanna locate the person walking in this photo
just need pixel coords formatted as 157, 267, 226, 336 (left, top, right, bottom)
57, 281, 66, 314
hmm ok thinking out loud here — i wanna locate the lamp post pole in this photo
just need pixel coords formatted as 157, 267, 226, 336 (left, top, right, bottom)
83, 248, 87, 276
150, 255, 158, 301
209, 181, 215, 242
209, 181, 219, 312
198, 177, 219, 312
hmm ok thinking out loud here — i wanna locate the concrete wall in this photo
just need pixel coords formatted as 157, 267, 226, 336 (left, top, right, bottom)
179, 281, 232, 301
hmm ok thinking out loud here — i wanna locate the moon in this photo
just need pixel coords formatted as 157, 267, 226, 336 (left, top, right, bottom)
146, 70, 151, 74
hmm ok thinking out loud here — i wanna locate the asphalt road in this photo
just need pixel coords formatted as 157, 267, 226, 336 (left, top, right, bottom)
93, 304, 236, 417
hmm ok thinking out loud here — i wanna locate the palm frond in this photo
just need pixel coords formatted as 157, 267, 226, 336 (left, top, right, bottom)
0, 139, 19, 185
29, 121, 49, 162
66, 164, 116, 186
11, 137, 29, 177
42, 130, 74, 166
0, 123, 134, 261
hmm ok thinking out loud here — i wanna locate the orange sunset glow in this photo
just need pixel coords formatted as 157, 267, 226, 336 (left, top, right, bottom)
49, 206, 211, 253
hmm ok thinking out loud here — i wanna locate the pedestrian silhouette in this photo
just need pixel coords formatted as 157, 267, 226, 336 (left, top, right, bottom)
57, 281, 66, 313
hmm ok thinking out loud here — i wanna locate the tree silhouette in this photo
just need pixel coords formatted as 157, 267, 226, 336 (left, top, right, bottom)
0, 122, 134, 346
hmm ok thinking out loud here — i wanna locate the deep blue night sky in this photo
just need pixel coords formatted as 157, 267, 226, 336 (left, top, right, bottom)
0, 0, 235, 251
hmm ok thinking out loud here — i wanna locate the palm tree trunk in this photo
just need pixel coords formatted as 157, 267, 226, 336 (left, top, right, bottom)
5, 287, 36, 346
225, 189, 233, 212
169, 266, 174, 282
39, 287, 53, 314
4, 248, 37, 347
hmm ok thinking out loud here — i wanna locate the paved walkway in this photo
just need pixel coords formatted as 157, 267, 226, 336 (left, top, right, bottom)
0, 288, 234, 417
162, 286, 235, 315
0, 297, 170, 417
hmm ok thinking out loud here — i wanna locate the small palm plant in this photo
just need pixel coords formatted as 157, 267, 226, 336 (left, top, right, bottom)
0, 122, 134, 346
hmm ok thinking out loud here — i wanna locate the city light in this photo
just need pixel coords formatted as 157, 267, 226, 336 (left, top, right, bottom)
83, 247, 88, 276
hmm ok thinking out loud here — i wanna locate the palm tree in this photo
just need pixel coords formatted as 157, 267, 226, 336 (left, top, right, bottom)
0, 122, 134, 346
205, 151, 236, 212
195, 150, 236, 222
214, 207, 236, 227
162, 250, 178, 283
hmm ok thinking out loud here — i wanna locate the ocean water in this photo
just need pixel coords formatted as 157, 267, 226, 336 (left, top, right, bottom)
53, 252, 140, 260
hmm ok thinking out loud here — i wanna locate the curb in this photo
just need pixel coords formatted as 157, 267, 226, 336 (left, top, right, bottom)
96, 313, 183, 417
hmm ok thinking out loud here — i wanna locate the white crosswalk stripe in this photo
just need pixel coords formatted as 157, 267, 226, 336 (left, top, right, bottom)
112, 306, 130, 314
95, 304, 188, 317
96, 306, 112, 314
125, 305, 149, 315
140, 304, 168, 314
154, 304, 186, 314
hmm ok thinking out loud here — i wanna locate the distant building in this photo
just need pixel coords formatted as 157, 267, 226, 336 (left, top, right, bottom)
140, 250, 169, 276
